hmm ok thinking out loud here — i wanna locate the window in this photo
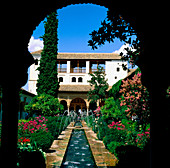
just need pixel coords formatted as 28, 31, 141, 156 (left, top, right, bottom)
115, 76, 117, 79
59, 77, 63, 82
117, 67, 120, 72
72, 77, 76, 82
78, 77, 83, 82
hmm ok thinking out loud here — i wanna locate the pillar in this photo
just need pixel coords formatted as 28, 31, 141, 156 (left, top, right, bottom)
67, 105, 70, 115
86, 101, 89, 116
86, 61, 90, 73
97, 100, 100, 107
67, 61, 70, 73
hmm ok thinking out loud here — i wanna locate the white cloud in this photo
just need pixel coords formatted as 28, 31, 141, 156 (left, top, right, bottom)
113, 43, 130, 55
114, 43, 138, 69
28, 36, 44, 52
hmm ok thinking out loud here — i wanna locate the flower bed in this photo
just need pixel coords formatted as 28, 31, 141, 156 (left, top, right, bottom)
17, 115, 71, 167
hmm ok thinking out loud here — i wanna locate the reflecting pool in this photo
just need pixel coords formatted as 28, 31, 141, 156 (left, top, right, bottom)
61, 122, 96, 168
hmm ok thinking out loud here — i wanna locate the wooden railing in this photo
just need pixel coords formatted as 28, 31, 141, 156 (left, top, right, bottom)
89, 69, 105, 73
70, 68, 86, 73
58, 68, 67, 73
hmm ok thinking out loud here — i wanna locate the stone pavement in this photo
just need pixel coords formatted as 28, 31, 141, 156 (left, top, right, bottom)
46, 122, 75, 168
82, 121, 118, 167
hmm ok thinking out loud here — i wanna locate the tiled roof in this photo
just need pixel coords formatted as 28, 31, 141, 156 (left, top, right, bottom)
59, 85, 91, 92
59, 85, 112, 92
31, 50, 121, 60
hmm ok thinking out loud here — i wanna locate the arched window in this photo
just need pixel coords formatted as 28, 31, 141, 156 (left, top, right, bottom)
78, 77, 83, 82
72, 77, 76, 82
117, 67, 120, 72
59, 77, 63, 82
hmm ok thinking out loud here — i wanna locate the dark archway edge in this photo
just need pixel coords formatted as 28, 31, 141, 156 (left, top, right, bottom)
0, 1, 169, 167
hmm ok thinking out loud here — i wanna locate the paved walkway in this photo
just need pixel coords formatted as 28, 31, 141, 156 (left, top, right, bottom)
46, 121, 118, 168
82, 121, 118, 167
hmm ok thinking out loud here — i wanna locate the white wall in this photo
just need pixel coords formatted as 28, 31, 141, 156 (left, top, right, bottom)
105, 60, 127, 86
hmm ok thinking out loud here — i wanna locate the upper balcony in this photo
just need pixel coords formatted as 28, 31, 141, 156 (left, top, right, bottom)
57, 60, 105, 74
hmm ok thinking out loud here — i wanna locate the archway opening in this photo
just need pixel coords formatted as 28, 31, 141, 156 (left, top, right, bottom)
70, 98, 86, 114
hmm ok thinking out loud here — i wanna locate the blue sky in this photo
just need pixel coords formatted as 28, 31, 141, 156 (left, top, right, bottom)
29, 4, 125, 53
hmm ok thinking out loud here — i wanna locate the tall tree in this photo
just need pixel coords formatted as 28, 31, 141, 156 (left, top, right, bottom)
36, 11, 59, 97
87, 66, 109, 106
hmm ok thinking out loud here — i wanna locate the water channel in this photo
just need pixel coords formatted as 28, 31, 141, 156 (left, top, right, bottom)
61, 121, 96, 168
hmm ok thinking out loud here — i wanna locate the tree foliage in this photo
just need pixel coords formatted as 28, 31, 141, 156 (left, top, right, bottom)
36, 11, 59, 97
88, 11, 142, 69
87, 66, 109, 104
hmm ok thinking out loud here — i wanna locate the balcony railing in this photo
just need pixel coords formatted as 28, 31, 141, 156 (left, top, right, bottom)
90, 69, 105, 73
70, 68, 86, 73
58, 68, 67, 73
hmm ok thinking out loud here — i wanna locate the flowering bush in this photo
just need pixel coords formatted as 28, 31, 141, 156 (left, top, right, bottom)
108, 121, 125, 130
104, 121, 127, 150
119, 72, 150, 129
18, 137, 30, 143
18, 116, 48, 137
94, 106, 101, 117
136, 128, 150, 149
18, 116, 54, 151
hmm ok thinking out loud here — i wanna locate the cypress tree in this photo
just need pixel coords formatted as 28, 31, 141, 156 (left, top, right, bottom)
36, 11, 59, 97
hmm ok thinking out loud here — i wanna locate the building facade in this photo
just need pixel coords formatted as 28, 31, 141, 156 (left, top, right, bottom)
29, 50, 128, 114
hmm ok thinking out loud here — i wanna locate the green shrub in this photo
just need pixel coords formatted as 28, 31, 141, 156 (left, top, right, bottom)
101, 97, 122, 122
96, 117, 108, 140
30, 130, 53, 151
25, 93, 64, 116
46, 116, 60, 138
108, 141, 123, 155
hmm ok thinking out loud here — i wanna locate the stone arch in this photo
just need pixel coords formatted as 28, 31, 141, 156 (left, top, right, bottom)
1, 1, 170, 167
70, 97, 87, 113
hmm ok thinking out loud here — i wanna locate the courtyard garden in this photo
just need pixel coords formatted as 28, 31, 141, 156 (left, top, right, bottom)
0, 68, 169, 167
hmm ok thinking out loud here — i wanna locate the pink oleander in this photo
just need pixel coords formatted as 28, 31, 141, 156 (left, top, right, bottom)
119, 72, 150, 129
108, 121, 125, 130
94, 106, 101, 117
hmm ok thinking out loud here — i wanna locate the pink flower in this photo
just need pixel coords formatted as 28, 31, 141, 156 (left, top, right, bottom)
145, 132, 150, 134
117, 127, 121, 130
